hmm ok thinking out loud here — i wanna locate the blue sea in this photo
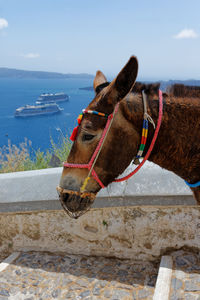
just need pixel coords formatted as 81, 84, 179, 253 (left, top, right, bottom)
0, 78, 94, 152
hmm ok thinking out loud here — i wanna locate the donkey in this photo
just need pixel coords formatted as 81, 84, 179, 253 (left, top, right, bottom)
58, 56, 200, 218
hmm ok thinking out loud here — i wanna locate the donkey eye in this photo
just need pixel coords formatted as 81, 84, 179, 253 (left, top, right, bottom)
82, 134, 95, 141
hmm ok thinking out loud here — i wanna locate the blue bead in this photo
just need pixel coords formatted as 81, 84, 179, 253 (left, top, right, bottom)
185, 180, 200, 188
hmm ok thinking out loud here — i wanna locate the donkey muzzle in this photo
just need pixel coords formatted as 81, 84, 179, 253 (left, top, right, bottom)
57, 186, 96, 219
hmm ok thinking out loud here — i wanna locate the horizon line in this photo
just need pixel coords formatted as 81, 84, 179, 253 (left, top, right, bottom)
1, 66, 200, 82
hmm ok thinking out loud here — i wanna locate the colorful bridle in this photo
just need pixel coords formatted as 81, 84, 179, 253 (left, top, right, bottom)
63, 89, 163, 192
65, 103, 120, 191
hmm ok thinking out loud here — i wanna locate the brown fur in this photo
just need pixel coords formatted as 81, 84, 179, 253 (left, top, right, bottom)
168, 84, 200, 98
123, 84, 200, 203
60, 57, 200, 211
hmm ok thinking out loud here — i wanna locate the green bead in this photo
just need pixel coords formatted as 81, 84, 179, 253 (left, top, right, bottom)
139, 144, 145, 151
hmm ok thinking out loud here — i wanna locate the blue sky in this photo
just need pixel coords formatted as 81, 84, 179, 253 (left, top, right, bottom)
0, 0, 200, 80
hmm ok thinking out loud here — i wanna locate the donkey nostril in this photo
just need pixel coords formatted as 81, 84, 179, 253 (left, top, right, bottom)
60, 192, 80, 212
60, 193, 69, 204
59, 190, 95, 214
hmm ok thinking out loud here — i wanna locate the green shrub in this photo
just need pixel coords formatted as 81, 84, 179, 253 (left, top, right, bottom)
0, 136, 71, 173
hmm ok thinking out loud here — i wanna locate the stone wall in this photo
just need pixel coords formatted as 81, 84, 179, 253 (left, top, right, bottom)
0, 164, 198, 261
1, 206, 200, 261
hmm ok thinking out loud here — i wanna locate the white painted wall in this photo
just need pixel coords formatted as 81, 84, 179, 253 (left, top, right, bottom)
0, 162, 192, 201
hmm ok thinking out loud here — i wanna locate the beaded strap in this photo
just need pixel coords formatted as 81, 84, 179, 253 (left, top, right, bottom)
70, 109, 108, 141
133, 90, 155, 164
82, 109, 108, 118
135, 118, 149, 161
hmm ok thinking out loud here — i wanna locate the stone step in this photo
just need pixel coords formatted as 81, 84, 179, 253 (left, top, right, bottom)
153, 250, 200, 300
0, 251, 158, 299
169, 250, 200, 300
1, 250, 199, 299
153, 256, 173, 300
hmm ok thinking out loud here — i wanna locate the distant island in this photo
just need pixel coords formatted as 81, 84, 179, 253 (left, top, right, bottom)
80, 79, 200, 92
161, 79, 200, 90
0, 67, 94, 79
79, 86, 93, 91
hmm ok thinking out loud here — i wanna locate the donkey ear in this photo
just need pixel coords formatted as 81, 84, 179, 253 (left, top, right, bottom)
93, 70, 107, 93
108, 56, 138, 103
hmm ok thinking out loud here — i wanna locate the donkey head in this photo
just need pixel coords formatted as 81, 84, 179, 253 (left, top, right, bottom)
58, 56, 139, 218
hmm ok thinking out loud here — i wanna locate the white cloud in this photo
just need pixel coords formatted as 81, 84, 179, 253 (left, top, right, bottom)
22, 53, 40, 59
0, 18, 8, 30
173, 29, 198, 39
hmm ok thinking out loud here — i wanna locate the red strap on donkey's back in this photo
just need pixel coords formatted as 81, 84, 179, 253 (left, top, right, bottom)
114, 90, 163, 182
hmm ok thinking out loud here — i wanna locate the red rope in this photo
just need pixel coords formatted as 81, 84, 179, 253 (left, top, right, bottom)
114, 90, 163, 182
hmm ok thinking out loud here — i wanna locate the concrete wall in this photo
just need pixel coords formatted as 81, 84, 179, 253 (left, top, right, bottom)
0, 163, 198, 261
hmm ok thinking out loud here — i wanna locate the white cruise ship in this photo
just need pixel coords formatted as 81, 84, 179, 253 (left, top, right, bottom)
36, 92, 69, 104
15, 103, 63, 117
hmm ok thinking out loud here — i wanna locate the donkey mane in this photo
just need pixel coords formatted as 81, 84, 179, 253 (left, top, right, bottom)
131, 82, 200, 99
131, 82, 160, 95
167, 84, 200, 98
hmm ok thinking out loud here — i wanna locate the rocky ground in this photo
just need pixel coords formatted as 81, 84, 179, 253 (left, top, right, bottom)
0, 251, 158, 300
1, 250, 200, 299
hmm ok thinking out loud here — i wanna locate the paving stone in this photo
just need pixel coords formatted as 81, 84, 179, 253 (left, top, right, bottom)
138, 288, 152, 298
185, 294, 200, 300
79, 290, 91, 298
190, 265, 200, 271
117, 269, 129, 276
171, 278, 183, 290
96, 280, 108, 288
183, 254, 197, 264
170, 251, 200, 299
185, 281, 200, 292
132, 272, 143, 279
174, 269, 186, 280
146, 274, 157, 287
76, 279, 89, 288
64, 291, 76, 298
15, 270, 21, 276
111, 289, 132, 299
0, 290, 9, 297
170, 293, 184, 300
101, 265, 114, 274
51, 288, 61, 298
0, 251, 157, 299
175, 256, 188, 267
69, 283, 82, 291
132, 291, 137, 300
103, 289, 112, 298
92, 287, 101, 295
188, 274, 200, 282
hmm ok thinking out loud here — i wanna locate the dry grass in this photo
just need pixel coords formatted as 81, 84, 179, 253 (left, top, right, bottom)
0, 137, 71, 173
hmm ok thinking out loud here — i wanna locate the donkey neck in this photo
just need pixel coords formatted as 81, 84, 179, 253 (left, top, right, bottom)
122, 91, 200, 182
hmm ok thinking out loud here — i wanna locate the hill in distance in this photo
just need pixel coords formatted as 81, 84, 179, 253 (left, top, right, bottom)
1, 68, 200, 89
0, 67, 94, 79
